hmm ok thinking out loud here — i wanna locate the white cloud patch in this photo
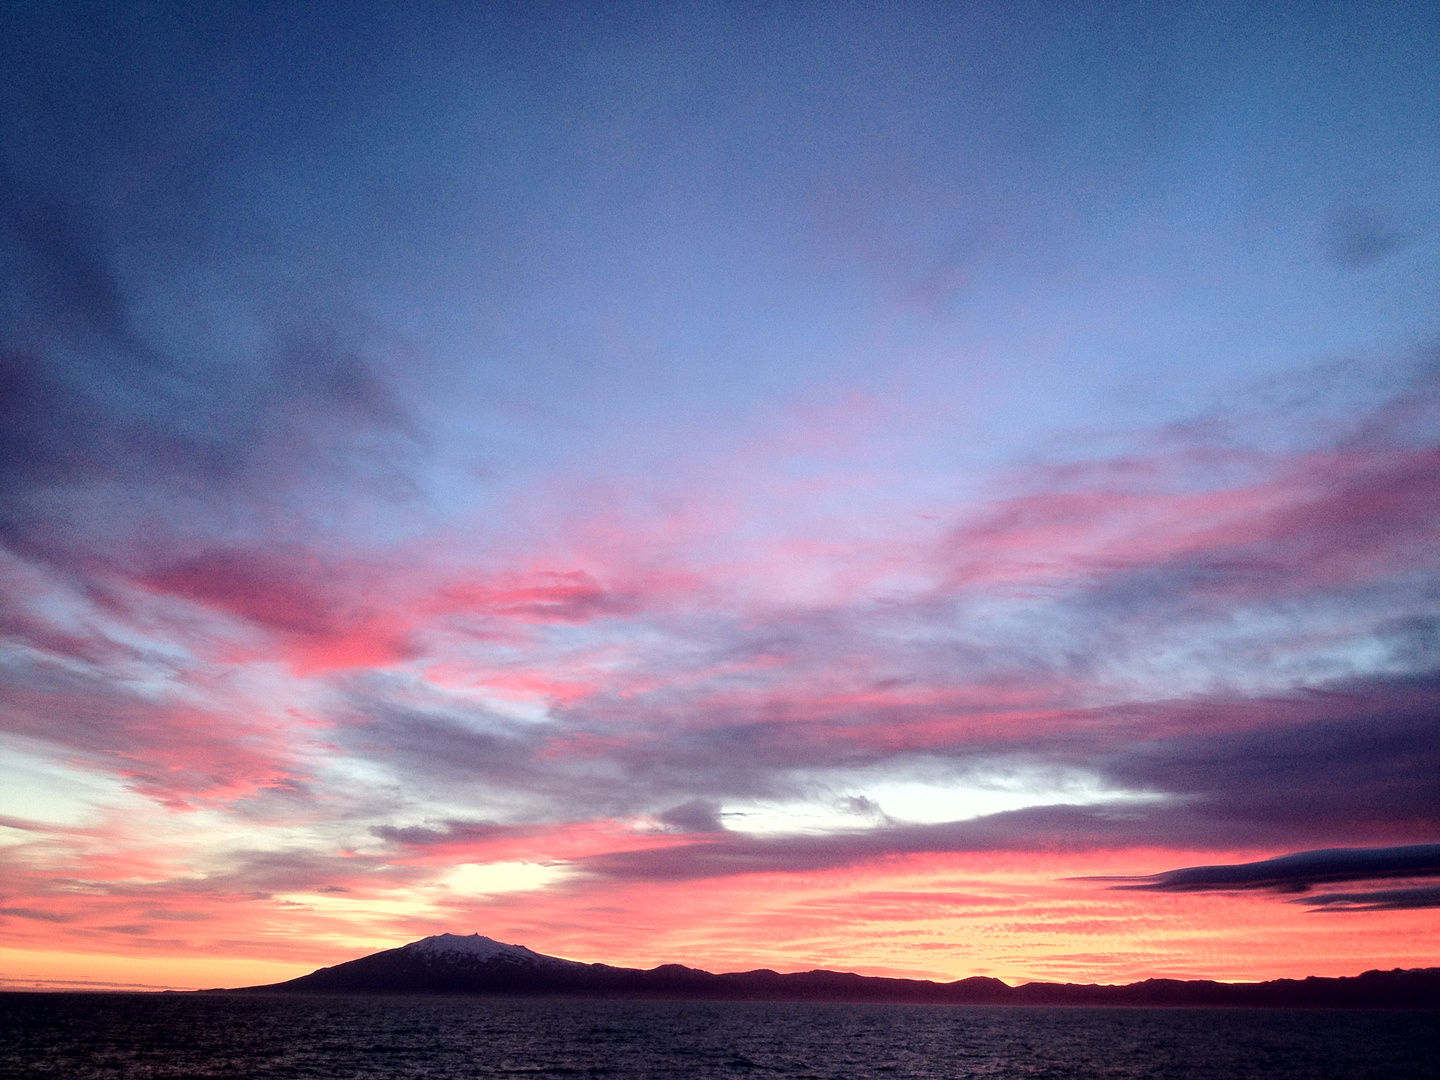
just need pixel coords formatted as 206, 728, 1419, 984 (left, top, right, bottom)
720, 760, 1166, 836
443, 861, 570, 895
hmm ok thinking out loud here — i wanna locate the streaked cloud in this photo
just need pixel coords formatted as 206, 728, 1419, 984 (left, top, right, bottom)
1, 0, 1437, 988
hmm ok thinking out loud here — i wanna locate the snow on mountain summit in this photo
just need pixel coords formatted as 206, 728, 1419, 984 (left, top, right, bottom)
402, 933, 581, 966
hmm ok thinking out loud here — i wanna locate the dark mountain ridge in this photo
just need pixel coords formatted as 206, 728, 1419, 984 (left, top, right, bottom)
231, 934, 1440, 1007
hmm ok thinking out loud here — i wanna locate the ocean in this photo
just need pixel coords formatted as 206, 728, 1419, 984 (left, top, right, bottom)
1, 993, 1436, 1079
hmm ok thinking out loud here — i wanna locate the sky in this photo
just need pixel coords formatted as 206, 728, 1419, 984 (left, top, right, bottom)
1, 0, 1438, 991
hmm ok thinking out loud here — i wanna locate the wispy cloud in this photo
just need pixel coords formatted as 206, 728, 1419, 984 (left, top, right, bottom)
2, 0, 1438, 986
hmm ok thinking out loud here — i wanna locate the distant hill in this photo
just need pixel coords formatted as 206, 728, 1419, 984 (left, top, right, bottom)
231, 933, 1440, 1007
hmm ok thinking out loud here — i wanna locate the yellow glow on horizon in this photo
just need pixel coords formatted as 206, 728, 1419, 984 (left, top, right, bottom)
0, 946, 312, 992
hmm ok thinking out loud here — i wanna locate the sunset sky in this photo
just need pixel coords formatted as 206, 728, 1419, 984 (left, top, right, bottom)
2, 1, 1438, 991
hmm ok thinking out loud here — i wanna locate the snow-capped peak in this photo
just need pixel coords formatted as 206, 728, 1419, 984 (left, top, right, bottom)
402, 933, 575, 965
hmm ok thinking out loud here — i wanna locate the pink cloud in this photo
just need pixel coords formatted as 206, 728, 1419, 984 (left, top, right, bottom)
1, 686, 304, 810
938, 445, 1439, 598
142, 548, 417, 673
433, 570, 633, 624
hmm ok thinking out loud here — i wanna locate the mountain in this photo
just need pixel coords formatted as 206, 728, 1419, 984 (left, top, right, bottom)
240, 933, 1012, 1002
234, 934, 1440, 1007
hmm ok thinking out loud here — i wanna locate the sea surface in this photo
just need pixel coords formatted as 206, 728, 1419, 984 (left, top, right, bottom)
1, 993, 1436, 1079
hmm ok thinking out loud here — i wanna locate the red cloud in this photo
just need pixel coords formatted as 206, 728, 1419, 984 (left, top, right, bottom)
143, 548, 416, 673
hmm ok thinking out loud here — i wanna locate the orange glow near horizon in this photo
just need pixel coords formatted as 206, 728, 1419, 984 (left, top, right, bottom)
4, 841, 1437, 991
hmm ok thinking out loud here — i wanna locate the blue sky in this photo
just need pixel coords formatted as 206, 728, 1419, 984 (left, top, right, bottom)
1, 1, 1438, 989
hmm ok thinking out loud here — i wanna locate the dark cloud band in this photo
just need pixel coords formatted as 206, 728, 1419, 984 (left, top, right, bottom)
1088, 843, 1440, 900
1298, 886, 1440, 911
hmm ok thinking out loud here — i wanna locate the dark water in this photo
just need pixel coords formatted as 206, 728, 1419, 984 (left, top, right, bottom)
1, 993, 1436, 1079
